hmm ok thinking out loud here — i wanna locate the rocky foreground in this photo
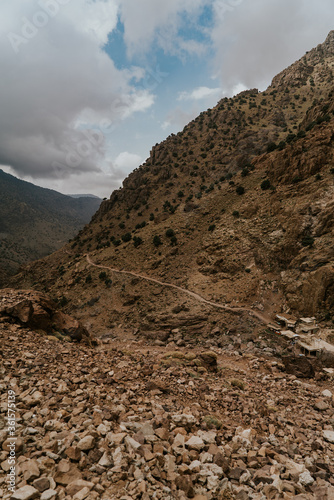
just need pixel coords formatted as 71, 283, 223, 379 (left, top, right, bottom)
1, 321, 334, 500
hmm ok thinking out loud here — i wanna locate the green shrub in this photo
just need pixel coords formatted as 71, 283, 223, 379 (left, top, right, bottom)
261, 179, 271, 190
153, 235, 162, 247
301, 235, 314, 247
85, 274, 92, 284
166, 229, 175, 238
267, 142, 277, 152
231, 379, 245, 390
170, 236, 178, 246
99, 271, 107, 280
59, 296, 68, 307
208, 224, 216, 232
133, 236, 143, 248
286, 133, 296, 143
203, 415, 222, 430
236, 186, 245, 195
232, 211, 240, 218
122, 233, 132, 242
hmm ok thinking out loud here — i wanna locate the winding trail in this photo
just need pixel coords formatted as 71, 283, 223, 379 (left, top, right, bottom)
86, 254, 270, 325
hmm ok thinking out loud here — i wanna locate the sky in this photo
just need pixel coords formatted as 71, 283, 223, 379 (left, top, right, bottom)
0, 0, 333, 198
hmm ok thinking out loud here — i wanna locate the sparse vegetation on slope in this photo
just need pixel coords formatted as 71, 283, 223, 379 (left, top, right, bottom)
10, 31, 334, 336
0, 170, 101, 283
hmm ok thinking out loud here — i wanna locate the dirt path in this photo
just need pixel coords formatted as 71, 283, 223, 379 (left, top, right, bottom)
86, 254, 271, 325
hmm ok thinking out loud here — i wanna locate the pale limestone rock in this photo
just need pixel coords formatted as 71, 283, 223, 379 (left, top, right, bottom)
40, 490, 58, 500
299, 470, 314, 486
10, 485, 40, 500
185, 435, 204, 451
323, 430, 334, 443
77, 435, 95, 451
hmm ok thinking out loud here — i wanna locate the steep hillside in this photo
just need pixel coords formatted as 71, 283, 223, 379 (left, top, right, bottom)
0, 170, 101, 283
11, 32, 334, 337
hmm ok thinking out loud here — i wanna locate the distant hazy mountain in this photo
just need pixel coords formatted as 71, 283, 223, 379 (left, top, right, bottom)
0, 169, 101, 283
68, 194, 102, 199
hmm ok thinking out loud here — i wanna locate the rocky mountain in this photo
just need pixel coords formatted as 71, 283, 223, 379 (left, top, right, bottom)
1, 31, 334, 500
0, 170, 101, 284
11, 31, 334, 340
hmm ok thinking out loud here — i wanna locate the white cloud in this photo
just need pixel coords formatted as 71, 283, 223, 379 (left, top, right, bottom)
231, 83, 248, 96
114, 151, 142, 171
119, 0, 209, 58
62, 0, 119, 46
0, 0, 153, 185
178, 86, 222, 101
162, 107, 200, 132
210, 0, 334, 92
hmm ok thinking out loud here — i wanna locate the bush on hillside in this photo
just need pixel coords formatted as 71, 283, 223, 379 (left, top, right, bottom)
261, 179, 271, 190
166, 229, 175, 238
153, 235, 162, 247
122, 233, 132, 242
236, 186, 245, 195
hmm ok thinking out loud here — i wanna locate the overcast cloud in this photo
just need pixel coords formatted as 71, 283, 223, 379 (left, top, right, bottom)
0, 0, 333, 197
211, 0, 334, 91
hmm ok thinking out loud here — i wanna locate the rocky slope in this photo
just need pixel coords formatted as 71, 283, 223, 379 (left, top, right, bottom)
0, 170, 101, 284
1, 310, 334, 499
9, 32, 334, 338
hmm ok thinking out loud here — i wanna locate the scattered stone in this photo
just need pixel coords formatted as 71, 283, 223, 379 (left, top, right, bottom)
10, 485, 40, 500
299, 470, 314, 487
32, 477, 51, 493
323, 430, 334, 444
77, 436, 95, 451
40, 491, 58, 500
314, 400, 329, 411
322, 389, 333, 398
185, 435, 204, 451
1, 303, 334, 500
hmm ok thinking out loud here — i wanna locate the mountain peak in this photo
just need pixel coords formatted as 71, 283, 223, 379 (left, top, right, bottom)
323, 29, 334, 52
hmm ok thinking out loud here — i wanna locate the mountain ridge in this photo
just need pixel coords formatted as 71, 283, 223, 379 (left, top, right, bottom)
9, 31, 334, 339
0, 169, 101, 283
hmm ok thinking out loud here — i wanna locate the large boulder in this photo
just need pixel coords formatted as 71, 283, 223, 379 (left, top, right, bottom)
282, 355, 316, 378
0, 289, 94, 344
